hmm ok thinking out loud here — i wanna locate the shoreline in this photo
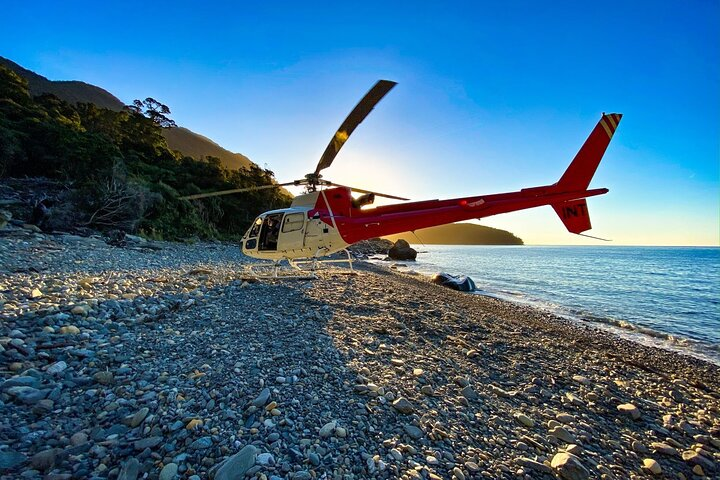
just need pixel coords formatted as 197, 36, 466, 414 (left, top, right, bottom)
1, 231, 718, 479
360, 261, 720, 389
375, 259, 720, 368
364, 244, 720, 367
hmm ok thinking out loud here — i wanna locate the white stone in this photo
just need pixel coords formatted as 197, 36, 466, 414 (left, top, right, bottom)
46, 361, 68, 375
319, 421, 336, 437
617, 403, 640, 420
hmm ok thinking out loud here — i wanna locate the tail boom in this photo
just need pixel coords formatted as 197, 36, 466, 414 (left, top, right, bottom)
336, 187, 608, 243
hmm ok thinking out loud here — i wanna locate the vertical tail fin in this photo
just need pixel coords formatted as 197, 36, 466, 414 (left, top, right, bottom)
552, 199, 591, 234
557, 113, 622, 191
553, 113, 622, 235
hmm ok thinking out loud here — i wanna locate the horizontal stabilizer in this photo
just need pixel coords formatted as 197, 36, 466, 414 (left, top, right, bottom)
552, 199, 591, 234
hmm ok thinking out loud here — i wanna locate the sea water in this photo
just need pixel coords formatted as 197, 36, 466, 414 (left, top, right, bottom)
386, 246, 720, 364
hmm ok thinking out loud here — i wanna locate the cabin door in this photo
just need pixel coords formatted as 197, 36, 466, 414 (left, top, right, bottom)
277, 212, 305, 252
258, 213, 283, 251
304, 215, 328, 251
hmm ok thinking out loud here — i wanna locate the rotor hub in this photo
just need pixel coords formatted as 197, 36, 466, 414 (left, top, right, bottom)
304, 173, 323, 191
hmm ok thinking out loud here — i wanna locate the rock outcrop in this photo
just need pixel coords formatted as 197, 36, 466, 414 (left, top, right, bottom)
388, 239, 417, 261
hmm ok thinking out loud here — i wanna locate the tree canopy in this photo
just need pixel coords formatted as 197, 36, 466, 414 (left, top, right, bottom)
127, 97, 177, 128
0, 65, 292, 239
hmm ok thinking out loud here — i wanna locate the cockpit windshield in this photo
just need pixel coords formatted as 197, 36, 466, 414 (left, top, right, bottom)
246, 217, 262, 238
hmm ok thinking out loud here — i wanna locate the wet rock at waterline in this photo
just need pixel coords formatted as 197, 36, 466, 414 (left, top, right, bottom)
388, 239, 417, 261
431, 272, 476, 292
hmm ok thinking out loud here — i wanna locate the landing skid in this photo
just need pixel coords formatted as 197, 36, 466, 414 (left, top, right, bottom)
243, 249, 356, 280
290, 249, 355, 274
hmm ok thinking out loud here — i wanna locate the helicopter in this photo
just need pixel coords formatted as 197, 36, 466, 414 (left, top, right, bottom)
181, 80, 621, 269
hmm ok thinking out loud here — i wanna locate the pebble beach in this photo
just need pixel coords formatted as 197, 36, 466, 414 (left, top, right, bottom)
1, 226, 718, 480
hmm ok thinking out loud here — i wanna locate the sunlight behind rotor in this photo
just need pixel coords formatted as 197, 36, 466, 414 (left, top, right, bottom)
179, 80, 409, 202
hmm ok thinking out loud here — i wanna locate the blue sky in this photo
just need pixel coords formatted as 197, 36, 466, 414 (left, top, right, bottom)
3, 1, 718, 245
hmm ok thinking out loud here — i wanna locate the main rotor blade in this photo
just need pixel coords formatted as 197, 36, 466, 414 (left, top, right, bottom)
325, 181, 409, 201
314, 80, 397, 176
180, 181, 301, 200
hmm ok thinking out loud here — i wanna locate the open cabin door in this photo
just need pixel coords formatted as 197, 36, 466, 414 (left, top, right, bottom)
258, 213, 283, 251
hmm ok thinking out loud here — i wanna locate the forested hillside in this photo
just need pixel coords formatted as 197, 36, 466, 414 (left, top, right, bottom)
0, 56, 125, 111
0, 65, 291, 239
0, 56, 254, 171
162, 127, 253, 170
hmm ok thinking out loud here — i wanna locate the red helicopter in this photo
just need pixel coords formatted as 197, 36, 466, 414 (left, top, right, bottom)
182, 80, 621, 268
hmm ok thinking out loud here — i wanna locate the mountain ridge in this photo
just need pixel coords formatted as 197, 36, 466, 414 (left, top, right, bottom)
0, 56, 253, 170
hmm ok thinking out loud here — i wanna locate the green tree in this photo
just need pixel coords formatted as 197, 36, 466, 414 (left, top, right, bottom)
127, 97, 177, 127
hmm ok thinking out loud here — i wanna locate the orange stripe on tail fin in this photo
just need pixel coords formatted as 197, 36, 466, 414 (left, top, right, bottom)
552, 199, 591, 234
557, 113, 622, 191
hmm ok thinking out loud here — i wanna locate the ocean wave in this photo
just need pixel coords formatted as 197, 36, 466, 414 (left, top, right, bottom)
575, 314, 718, 364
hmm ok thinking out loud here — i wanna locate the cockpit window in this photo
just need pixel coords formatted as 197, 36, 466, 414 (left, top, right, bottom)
282, 213, 304, 233
248, 217, 262, 238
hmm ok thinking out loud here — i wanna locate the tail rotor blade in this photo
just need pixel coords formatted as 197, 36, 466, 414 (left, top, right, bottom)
314, 80, 397, 175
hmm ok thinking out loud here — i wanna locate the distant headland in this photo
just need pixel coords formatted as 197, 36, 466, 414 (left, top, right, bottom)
383, 223, 523, 245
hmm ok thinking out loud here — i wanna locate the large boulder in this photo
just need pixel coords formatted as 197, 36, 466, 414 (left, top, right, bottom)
388, 239, 417, 261
432, 273, 476, 292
